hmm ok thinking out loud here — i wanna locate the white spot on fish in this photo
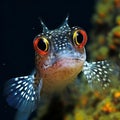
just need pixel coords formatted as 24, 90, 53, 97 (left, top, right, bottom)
25, 83, 28, 86
15, 78, 19, 81
28, 89, 30, 94
104, 71, 108, 74
11, 83, 16, 87
23, 81, 26, 85
21, 91, 24, 95
14, 92, 17, 95
97, 78, 100, 82
99, 72, 102, 75
16, 84, 21, 89
24, 76, 28, 79
25, 87, 27, 90
31, 97, 34, 101
102, 66, 106, 69
19, 87, 23, 91
94, 69, 97, 72
18, 81, 22, 84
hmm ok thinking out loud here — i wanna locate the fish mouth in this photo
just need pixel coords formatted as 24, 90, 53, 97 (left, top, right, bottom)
53, 57, 84, 68
43, 49, 86, 69
43, 56, 85, 70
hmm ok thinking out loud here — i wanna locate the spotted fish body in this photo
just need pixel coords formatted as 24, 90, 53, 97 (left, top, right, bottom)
4, 17, 113, 120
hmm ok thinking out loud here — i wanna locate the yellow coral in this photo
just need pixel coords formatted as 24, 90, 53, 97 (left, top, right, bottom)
114, 91, 120, 99
116, 16, 120, 25
101, 102, 116, 113
74, 109, 89, 120
107, 26, 120, 47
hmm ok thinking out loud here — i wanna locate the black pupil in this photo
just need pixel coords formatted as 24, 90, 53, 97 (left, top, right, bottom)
37, 39, 46, 51
77, 32, 83, 43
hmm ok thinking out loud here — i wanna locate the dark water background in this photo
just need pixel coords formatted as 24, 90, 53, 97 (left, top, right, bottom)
0, 0, 95, 119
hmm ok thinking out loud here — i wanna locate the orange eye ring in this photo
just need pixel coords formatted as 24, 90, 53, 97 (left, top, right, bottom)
33, 36, 49, 55
73, 29, 87, 49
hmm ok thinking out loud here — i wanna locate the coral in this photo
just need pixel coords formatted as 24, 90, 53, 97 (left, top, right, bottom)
114, 91, 120, 99
100, 98, 116, 113
107, 26, 120, 58
116, 15, 120, 25
89, 0, 120, 62
92, 0, 114, 26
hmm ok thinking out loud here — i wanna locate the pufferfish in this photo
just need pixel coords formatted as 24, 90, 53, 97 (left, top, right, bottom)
4, 17, 112, 119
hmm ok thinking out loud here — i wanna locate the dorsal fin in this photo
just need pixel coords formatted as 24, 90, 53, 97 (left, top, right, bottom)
59, 16, 70, 30
40, 20, 49, 32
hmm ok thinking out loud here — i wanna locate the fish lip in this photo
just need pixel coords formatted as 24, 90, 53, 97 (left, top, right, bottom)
57, 55, 86, 61
54, 56, 83, 63
43, 49, 86, 69
43, 57, 83, 69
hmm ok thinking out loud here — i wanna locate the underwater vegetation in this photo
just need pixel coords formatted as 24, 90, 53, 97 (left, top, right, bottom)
89, 0, 120, 63
32, 0, 120, 120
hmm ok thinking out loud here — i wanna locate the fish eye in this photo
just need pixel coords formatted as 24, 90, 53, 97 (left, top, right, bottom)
73, 29, 87, 49
33, 36, 49, 55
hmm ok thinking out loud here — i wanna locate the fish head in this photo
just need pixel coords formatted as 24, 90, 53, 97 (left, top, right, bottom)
33, 17, 87, 89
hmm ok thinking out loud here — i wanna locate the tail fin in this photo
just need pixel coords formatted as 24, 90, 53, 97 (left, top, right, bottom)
82, 60, 113, 89
4, 74, 42, 120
